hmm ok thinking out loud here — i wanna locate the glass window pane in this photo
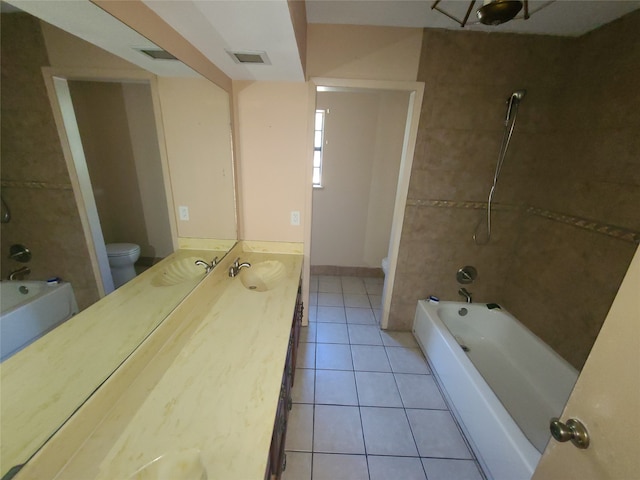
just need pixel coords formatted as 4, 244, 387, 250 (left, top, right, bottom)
314, 131, 322, 148
313, 151, 322, 167
313, 168, 320, 185
315, 111, 323, 129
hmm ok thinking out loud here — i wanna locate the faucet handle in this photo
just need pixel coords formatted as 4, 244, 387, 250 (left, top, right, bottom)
9, 244, 31, 263
212, 256, 219, 266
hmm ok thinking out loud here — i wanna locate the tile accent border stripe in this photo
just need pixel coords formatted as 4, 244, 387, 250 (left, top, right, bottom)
407, 199, 516, 211
407, 199, 640, 244
1, 180, 73, 190
525, 206, 640, 244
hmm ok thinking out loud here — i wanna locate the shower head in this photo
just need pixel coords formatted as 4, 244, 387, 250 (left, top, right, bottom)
511, 89, 527, 101
505, 89, 526, 124
477, 0, 523, 26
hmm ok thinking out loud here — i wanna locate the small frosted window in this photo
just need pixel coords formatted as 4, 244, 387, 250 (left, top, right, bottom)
313, 110, 325, 188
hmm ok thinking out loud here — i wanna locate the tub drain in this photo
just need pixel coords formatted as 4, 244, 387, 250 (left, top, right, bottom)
19, 285, 29, 295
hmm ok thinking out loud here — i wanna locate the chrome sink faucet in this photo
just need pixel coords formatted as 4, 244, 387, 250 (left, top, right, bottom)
229, 257, 251, 277
195, 257, 219, 274
458, 287, 472, 303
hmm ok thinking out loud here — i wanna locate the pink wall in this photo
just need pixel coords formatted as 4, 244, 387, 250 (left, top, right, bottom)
307, 24, 422, 81
311, 90, 409, 267
234, 24, 424, 244
233, 81, 309, 242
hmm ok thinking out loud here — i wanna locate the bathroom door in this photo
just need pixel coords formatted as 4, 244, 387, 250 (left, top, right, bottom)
532, 246, 640, 479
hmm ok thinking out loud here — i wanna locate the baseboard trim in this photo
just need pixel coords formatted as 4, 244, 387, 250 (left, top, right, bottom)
310, 265, 384, 277
136, 256, 163, 267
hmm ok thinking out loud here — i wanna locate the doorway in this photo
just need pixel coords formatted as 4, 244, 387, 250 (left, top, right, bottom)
305, 79, 425, 329
311, 88, 410, 270
43, 69, 176, 298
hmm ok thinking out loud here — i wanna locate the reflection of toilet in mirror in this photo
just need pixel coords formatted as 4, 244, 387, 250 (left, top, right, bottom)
106, 243, 141, 288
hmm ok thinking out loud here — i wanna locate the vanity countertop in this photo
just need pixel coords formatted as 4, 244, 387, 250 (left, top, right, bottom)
16, 244, 303, 480
1, 246, 227, 473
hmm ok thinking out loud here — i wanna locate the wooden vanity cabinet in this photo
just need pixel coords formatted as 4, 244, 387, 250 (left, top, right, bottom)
265, 283, 303, 480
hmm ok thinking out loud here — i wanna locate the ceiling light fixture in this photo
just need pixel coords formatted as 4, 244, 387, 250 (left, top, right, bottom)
431, 0, 530, 28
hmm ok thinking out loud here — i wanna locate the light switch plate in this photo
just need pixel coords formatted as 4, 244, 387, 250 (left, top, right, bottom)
179, 206, 189, 221
291, 211, 300, 226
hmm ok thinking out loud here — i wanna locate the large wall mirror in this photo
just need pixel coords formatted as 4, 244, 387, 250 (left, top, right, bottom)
0, 0, 236, 475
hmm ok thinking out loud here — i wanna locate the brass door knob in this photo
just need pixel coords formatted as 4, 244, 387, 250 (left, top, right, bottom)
550, 417, 590, 449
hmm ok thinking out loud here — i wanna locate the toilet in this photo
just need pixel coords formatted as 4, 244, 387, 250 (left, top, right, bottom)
381, 257, 389, 276
106, 243, 141, 288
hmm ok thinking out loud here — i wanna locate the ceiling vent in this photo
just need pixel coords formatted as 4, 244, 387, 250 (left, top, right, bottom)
226, 50, 271, 65
135, 48, 178, 61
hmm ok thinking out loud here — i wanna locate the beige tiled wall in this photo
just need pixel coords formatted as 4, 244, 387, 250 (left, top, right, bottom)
390, 11, 640, 370
1, 13, 99, 309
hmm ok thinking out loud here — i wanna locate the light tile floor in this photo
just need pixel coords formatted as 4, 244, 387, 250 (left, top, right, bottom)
283, 275, 485, 480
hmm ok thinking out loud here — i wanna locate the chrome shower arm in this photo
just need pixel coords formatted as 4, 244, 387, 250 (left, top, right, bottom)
474, 89, 526, 245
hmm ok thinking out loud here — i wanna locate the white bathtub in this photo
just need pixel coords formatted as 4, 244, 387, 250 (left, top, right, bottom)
413, 300, 578, 480
0, 280, 78, 362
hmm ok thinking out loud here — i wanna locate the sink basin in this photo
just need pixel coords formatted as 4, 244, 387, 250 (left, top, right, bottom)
151, 256, 207, 287
240, 260, 286, 292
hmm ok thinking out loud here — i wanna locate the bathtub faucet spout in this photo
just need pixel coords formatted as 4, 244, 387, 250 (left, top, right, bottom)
458, 287, 472, 303
8, 266, 30, 281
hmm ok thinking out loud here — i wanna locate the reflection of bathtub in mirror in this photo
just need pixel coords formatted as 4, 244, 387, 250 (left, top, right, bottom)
0, 280, 79, 362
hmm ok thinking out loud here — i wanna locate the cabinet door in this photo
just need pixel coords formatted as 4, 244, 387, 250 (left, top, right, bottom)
269, 377, 287, 476
290, 282, 303, 383
266, 280, 303, 479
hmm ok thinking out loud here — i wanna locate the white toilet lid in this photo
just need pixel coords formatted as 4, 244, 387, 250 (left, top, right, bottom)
106, 243, 140, 257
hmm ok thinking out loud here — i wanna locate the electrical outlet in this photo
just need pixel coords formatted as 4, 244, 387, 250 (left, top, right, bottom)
290, 210, 300, 226
179, 206, 190, 221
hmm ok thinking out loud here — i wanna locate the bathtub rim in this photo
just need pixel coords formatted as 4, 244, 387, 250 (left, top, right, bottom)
0, 281, 78, 362
413, 299, 542, 480
0, 280, 70, 315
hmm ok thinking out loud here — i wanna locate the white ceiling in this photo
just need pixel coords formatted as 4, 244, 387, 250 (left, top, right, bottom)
306, 0, 640, 36
143, 0, 305, 81
4, 0, 639, 82
4, 0, 197, 77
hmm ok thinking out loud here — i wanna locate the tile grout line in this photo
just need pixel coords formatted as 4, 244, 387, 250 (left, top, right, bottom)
309, 276, 485, 478
346, 283, 373, 480
382, 337, 430, 479
419, 355, 488, 479
310, 343, 316, 480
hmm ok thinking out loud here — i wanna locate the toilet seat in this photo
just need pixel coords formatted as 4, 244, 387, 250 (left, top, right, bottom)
106, 243, 140, 257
